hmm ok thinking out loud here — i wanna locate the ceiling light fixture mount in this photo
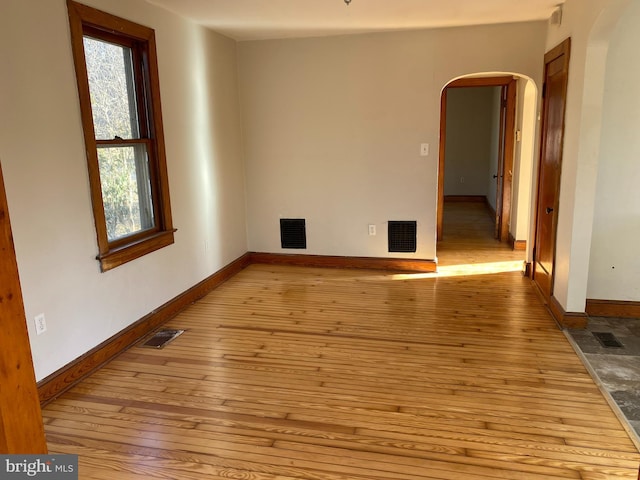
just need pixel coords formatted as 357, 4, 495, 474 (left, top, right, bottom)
344, 0, 352, 5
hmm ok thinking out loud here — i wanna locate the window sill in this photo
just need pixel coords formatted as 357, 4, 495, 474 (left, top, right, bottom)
97, 229, 176, 272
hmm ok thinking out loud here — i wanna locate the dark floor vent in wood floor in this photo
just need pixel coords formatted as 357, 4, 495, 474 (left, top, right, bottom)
592, 331, 624, 348
141, 329, 185, 349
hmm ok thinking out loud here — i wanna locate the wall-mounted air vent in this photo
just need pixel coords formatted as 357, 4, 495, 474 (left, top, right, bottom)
388, 221, 417, 253
280, 218, 306, 249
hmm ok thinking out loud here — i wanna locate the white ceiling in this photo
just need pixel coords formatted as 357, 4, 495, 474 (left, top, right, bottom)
145, 0, 562, 41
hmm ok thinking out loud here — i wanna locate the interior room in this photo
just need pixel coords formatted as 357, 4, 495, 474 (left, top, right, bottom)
1, 0, 640, 478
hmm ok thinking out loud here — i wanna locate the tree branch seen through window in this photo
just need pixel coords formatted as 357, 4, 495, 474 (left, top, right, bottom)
67, 1, 175, 271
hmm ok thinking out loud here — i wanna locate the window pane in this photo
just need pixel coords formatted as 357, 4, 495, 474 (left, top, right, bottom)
84, 36, 140, 140
97, 145, 155, 241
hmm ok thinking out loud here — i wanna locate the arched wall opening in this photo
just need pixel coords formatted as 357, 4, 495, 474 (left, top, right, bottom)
437, 72, 539, 260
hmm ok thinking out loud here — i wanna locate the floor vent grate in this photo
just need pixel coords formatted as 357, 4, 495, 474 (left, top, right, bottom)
592, 331, 624, 348
388, 221, 417, 253
141, 329, 185, 349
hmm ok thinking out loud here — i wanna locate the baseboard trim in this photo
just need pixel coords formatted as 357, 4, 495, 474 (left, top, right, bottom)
508, 233, 526, 251
37, 251, 437, 404
549, 295, 588, 329
37, 253, 252, 405
249, 252, 437, 273
586, 299, 640, 319
444, 195, 486, 203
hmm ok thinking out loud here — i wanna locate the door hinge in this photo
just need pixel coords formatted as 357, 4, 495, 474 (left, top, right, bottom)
542, 83, 547, 98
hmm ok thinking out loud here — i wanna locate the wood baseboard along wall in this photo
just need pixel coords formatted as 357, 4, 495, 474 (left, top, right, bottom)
37, 252, 436, 404
443, 195, 486, 203
42, 248, 606, 404
249, 252, 437, 273
586, 299, 640, 319
508, 233, 526, 251
549, 294, 588, 329
37, 253, 252, 405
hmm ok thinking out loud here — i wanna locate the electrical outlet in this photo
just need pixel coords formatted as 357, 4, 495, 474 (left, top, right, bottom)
368, 224, 376, 236
34, 313, 47, 335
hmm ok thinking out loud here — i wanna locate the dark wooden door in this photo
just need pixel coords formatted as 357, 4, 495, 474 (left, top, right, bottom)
0, 161, 48, 453
533, 38, 571, 299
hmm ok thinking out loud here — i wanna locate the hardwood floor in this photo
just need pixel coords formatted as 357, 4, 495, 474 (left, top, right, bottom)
438, 201, 524, 265
43, 203, 640, 479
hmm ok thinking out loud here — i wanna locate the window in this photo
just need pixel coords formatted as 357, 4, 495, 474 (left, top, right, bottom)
67, 1, 175, 271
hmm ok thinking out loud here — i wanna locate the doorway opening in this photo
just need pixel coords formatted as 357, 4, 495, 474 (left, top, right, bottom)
437, 74, 538, 265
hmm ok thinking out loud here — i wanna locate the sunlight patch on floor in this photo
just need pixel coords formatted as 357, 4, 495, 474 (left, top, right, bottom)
390, 260, 524, 280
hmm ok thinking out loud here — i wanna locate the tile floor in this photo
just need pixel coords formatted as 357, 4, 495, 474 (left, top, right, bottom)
567, 317, 640, 443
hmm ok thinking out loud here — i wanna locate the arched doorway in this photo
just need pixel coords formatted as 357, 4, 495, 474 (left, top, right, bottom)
437, 73, 539, 259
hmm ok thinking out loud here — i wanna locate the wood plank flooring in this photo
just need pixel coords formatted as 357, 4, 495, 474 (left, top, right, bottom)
43, 203, 640, 479
438, 201, 525, 265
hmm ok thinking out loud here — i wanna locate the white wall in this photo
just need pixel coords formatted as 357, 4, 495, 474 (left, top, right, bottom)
444, 87, 500, 199
239, 22, 547, 259
511, 79, 537, 243
0, 0, 247, 380
544, 0, 631, 311
587, 0, 640, 301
